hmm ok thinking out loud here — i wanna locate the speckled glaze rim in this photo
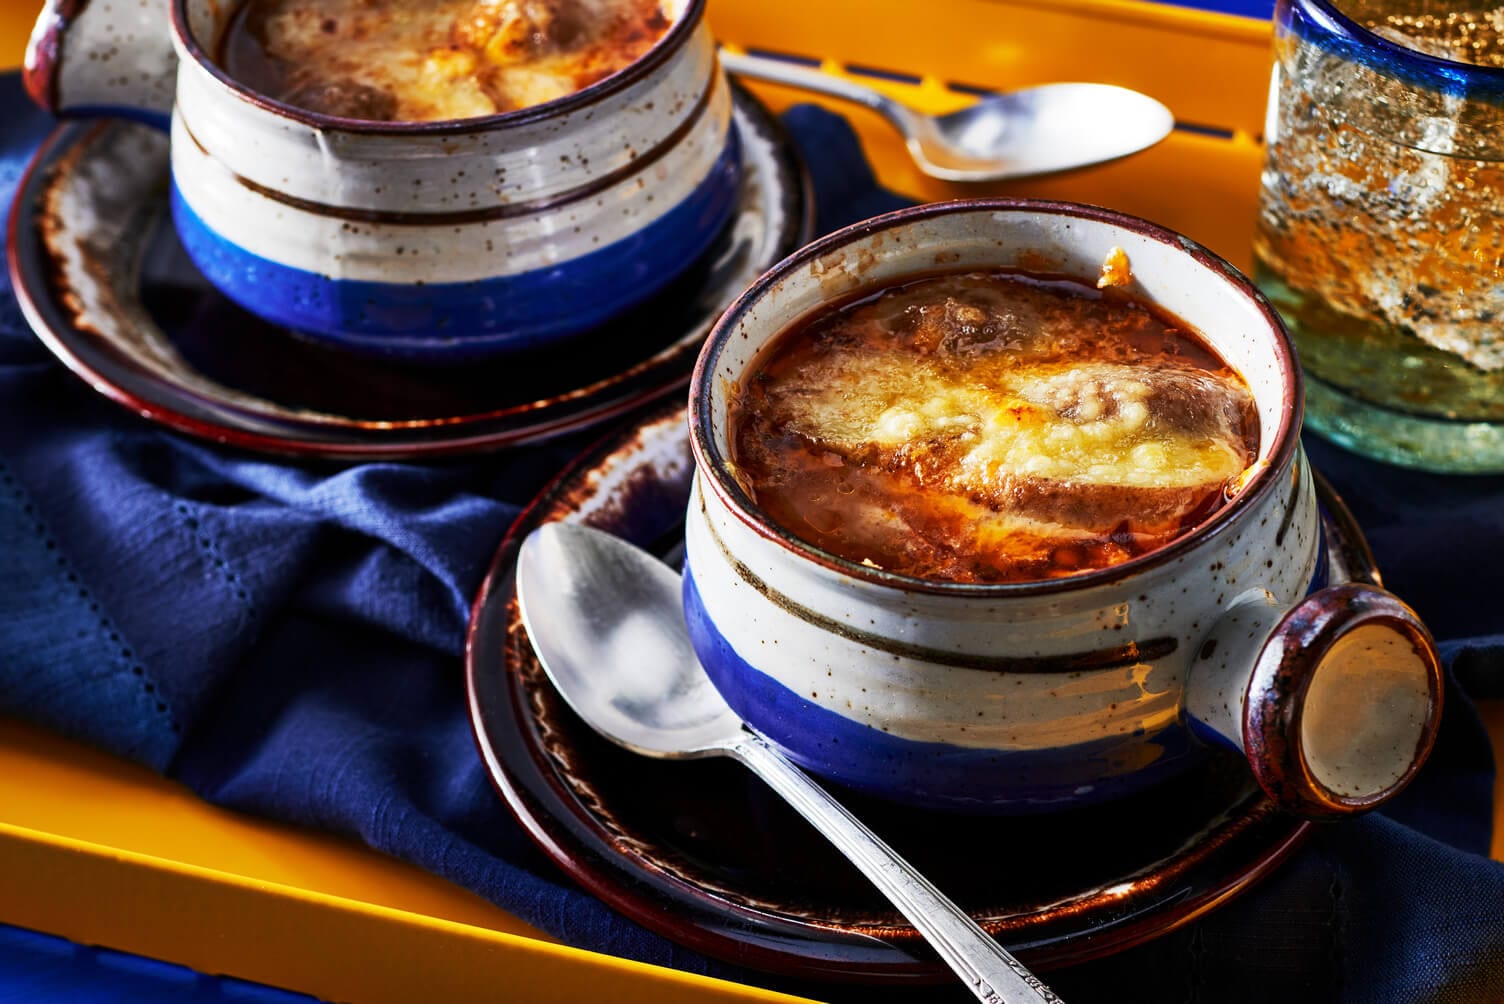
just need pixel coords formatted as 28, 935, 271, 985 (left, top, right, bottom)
1284, 0, 1504, 100
688, 198, 1304, 599
1243, 583, 1444, 819
170, 80, 724, 230
455, 399, 1403, 982
5, 89, 812, 459
162, 0, 708, 136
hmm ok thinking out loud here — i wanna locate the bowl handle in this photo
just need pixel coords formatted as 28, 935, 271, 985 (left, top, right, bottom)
26, 0, 176, 129
1185, 583, 1443, 818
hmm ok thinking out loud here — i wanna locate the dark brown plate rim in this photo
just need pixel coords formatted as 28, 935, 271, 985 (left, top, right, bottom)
461, 399, 1390, 982
5, 87, 810, 461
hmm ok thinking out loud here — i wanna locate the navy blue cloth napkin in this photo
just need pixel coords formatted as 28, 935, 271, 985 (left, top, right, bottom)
2, 71, 1502, 1003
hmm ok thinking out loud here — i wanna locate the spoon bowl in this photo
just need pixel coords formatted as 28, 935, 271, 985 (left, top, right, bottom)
720, 51, 1175, 182
514, 518, 742, 759
515, 521, 1065, 1004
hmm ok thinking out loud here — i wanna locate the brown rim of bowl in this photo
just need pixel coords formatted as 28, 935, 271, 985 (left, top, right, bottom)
167, 0, 707, 136
688, 197, 1305, 600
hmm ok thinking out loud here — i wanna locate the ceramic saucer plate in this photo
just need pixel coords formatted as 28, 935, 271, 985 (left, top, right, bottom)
465, 399, 1384, 982
7, 87, 811, 460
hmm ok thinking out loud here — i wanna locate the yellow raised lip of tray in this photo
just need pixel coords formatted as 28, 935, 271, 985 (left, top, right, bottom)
0, 720, 813, 1003
20, 3, 1465, 1002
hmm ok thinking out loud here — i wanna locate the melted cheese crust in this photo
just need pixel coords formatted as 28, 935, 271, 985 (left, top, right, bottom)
730, 271, 1258, 583
787, 357, 1249, 492
222, 0, 671, 121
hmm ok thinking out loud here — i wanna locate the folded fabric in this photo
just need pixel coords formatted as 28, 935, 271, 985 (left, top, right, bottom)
1, 71, 1501, 1003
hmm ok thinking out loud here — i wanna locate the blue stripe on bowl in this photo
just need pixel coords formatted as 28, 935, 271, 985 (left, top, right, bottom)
682, 566, 1196, 814
169, 128, 743, 361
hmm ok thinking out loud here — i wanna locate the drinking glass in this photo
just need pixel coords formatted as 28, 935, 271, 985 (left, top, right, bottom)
1254, 0, 1504, 471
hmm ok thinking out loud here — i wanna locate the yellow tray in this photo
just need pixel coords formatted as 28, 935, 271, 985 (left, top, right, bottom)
2, 2, 1499, 1002
716, 0, 1272, 272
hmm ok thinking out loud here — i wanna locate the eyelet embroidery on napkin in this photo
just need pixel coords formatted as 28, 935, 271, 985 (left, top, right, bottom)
173, 500, 261, 628
0, 460, 181, 737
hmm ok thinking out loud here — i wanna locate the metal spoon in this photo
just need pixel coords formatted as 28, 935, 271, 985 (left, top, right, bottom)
720, 50, 1174, 182
515, 521, 1065, 1004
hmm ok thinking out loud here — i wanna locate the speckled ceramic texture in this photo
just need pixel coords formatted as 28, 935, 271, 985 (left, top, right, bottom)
27, 0, 177, 128
685, 199, 1441, 815
26, 0, 740, 358
8, 87, 810, 458
462, 397, 1367, 980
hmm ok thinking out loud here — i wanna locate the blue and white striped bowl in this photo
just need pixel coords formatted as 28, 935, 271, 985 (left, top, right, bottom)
28, 0, 740, 359
684, 200, 1444, 817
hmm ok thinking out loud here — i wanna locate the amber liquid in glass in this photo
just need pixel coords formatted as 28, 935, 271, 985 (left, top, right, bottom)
1253, 2, 1504, 468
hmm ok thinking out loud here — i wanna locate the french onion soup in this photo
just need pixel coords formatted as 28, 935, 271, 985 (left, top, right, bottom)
726, 268, 1260, 584
218, 0, 673, 121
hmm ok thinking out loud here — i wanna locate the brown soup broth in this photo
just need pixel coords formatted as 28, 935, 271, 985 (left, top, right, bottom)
217, 0, 671, 122
727, 271, 1260, 585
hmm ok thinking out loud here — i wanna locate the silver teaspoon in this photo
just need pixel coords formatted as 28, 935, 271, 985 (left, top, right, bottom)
720, 50, 1174, 182
515, 521, 1065, 1004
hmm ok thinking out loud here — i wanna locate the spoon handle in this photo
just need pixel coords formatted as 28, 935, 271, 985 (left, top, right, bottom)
719, 51, 919, 133
728, 733, 1065, 1004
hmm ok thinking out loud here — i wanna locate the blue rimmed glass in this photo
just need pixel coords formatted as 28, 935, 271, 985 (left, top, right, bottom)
1253, 0, 1504, 472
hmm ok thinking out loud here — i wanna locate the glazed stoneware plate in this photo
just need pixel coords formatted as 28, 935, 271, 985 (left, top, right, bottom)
7, 87, 809, 460
465, 399, 1384, 981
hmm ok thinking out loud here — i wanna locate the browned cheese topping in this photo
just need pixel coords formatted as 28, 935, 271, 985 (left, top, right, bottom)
219, 0, 671, 121
728, 271, 1259, 584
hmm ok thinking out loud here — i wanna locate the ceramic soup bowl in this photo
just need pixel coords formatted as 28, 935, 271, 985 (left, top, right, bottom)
684, 199, 1443, 817
25, 0, 740, 359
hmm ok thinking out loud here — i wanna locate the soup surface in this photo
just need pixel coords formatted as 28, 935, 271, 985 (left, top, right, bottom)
727, 271, 1259, 584
218, 0, 672, 121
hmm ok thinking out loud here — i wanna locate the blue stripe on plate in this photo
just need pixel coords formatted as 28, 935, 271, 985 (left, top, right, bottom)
170, 128, 743, 360
681, 566, 1196, 813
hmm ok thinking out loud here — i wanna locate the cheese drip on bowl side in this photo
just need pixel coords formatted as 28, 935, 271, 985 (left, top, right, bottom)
729, 271, 1260, 584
